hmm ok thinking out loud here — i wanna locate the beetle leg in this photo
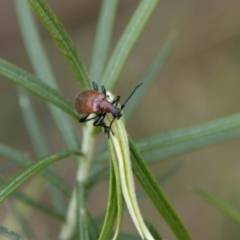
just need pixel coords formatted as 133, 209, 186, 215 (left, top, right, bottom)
92, 81, 98, 91
79, 114, 98, 123
93, 113, 105, 125
109, 117, 116, 132
81, 113, 114, 138
101, 122, 114, 138
93, 113, 114, 138
79, 115, 89, 122
111, 95, 120, 106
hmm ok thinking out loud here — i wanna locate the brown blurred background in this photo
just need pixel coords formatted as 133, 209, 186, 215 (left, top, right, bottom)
1, 0, 240, 239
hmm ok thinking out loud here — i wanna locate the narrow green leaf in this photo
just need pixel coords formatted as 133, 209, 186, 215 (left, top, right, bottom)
99, 160, 117, 240
87, 166, 109, 189
0, 58, 79, 119
0, 226, 24, 240
117, 233, 142, 240
8, 199, 35, 239
90, 0, 118, 84
86, 211, 99, 240
0, 179, 65, 222
0, 144, 32, 165
17, 88, 48, 156
28, 0, 90, 88
0, 162, 15, 173
15, 0, 80, 212
129, 138, 192, 240
192, 187, 240, 225
17, 87, 66, 213
94, 113, 240, 165
15, 0, 81, 154
0, 143, 75, 196
106, 93, 154, 239
157, 161, 184, 185
124, 34, 176, 119
137, 112, 240, 163
101, 0, 158, 90
109, 140, 123, 239
0, 150, 81, 203
15, 192, 65, 222
144, 220, 162, 240
137, 161, 184, 201
92, 151, 108, 163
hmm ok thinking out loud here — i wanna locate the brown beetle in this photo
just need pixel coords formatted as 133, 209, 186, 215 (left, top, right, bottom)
74, 81, 142, 137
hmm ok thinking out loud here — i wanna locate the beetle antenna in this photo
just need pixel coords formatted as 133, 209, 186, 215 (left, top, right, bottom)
121, 83, 143, 110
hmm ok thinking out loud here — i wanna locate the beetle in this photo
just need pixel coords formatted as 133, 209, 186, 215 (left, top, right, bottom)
74, 81, 142, 137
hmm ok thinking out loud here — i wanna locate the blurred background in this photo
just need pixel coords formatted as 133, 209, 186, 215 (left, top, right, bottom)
1, 0, 240, 239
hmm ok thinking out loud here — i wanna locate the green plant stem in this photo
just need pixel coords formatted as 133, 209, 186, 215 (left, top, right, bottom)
59, 123, 95, 240
76, 124, 95, 240
59, 190, 77, 240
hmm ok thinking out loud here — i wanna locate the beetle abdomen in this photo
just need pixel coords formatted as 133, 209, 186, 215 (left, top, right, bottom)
74, 90, 105, 114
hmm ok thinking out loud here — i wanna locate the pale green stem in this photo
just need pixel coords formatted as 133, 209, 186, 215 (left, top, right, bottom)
59, 190, 77, 240
59, 122, 95, 239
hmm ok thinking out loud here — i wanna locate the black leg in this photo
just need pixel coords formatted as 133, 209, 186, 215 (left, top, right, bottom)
109, 117, 116, 133
111, 95, 120, 106
100, 122, 114, 138
79, 115, 89, 122
79, 114, 99, 123
93, 113, 114, 138
92, 81, 98, 91
79, 112, 114, 138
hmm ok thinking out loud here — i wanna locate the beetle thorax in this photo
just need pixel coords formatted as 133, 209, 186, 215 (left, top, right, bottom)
98, 100, 121, 118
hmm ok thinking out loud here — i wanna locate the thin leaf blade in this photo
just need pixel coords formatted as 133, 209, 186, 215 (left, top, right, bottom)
90, 0, 119, 84
28, 0, 90, 88
0, 150, 81, 203
0, 226, 24, 240
138, 112, 240, 163
129, 138, 192, 240
0, 143, 73, 196
0, 58, 78, 119
15, 0, 81, 154
99, 160, 118, 240
101, 0, 158, 90
192, 187, 240, 225
124, 34, 176, 119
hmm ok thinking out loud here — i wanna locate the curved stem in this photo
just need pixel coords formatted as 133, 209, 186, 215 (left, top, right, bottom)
105, 92, 154, 240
